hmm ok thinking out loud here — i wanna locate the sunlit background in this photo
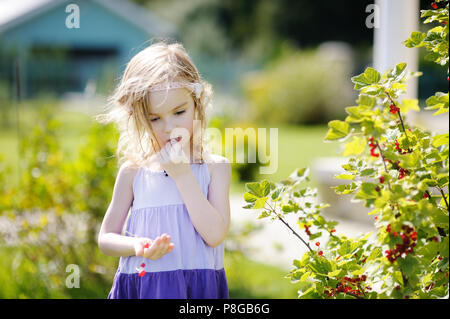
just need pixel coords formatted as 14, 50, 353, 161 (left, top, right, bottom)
0, 0, 448, 298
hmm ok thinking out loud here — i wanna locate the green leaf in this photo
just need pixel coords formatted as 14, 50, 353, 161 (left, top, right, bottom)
271, 187, 283, 200
403, 31, 426, 48
334, 174, 355, 180
351, 267, 366, 276
366, 247, 382, 262
357, 94, 376, 107
400, 255, 420, 277
425, 92, 449, 115
342, 136, 366, 156
401, 150, 420, 169
364, 67, 381, 84
260, 180, 271, 197
351, 74, 371, 90
398, 132, 418, 150
293, 259, 302, 268
431, 107, 449, 116
430, 207, 449, 227
439, 237, 449, 258
416, 241, 439, 263
309, 232, 322, 240
393, 271, 404, 285
342, 163, 357, 173
338, 240, 352, 255
432, 133, 449, 148
327, 269, 342, 277
311, 258, 333, 276
368, 208, 380, 215
425, 51, 440, 62
257, 210, 271, 219
324, 120, 350, 141
245, 180, 270, 197
333, 183, 357, 195
351, 68, 381, 90
243, 192, 258, 203
360, 168, 375, 177
393, 62, 407, 78
354, 183, 379, 200
400, 99, 420, 114
253, 197, 268, 209
245, 182, 262, 197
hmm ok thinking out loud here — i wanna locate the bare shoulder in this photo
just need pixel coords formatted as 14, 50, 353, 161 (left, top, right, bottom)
117, 160, 140, 189
120, 160, 140, 174
206, 153, 230, 164
204, 153, 231, 179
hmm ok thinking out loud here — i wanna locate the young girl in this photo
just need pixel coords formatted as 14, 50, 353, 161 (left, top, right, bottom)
96, 41, 231, 299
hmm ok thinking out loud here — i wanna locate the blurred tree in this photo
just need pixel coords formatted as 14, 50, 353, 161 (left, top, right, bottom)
137, 0, 445, 100
142, 0, 375, 63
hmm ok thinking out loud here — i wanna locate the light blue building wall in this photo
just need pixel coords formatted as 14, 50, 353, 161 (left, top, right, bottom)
0, 0, 177, 97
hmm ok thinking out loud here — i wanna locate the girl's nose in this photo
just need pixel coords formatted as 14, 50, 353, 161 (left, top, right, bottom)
163, 120, 175, 134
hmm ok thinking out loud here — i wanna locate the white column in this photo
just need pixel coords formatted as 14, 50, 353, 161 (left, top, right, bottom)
374, 0, 419, 102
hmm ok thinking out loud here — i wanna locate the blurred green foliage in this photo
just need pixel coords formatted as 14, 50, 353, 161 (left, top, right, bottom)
0, 104, 120, 298
241, 46, 355, 125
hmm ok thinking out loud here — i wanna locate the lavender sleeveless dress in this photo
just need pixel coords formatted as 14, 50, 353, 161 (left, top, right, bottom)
107, 162, 229, 299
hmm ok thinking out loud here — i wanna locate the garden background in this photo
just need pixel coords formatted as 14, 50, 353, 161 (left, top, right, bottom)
0, 0, 448, 298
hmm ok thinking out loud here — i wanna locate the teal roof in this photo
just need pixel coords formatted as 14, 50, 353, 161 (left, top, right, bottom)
0, 0, 177, 36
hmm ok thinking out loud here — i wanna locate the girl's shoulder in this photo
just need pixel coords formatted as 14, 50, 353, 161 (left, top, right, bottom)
203, 151, 230, 180
118, 160, 140, 184
204, 151, 230, 166
121, 160, 140, 172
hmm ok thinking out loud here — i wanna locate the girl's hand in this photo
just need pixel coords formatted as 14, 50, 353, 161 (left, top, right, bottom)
134, 237, 153, 257
135, 234, 175, 260
157, 136, 192, 180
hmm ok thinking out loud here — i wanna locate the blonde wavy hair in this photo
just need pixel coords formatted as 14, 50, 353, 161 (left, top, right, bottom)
95, 40, 214, 168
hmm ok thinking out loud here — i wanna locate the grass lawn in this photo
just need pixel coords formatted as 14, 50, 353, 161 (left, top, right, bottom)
230, 125, 341, 195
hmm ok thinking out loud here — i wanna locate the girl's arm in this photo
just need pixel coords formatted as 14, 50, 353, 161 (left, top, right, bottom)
97, 162, 139, 257
174, 156, 231, 247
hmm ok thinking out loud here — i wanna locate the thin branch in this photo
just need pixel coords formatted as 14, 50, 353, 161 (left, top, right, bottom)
376, 142, 393, 192
356, 283, 367, 298
436, 186, 449, 211
265, 201, 313, 252
288, 193, 340, 241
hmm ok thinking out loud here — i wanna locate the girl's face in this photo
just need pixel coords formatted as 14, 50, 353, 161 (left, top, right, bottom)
147, 87, 196, 156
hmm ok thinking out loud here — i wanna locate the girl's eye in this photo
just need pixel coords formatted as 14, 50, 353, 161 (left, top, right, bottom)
150, 110, 184, 122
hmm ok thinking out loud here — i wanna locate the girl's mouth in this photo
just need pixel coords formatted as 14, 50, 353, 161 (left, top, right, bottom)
168, 136, 182, 144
